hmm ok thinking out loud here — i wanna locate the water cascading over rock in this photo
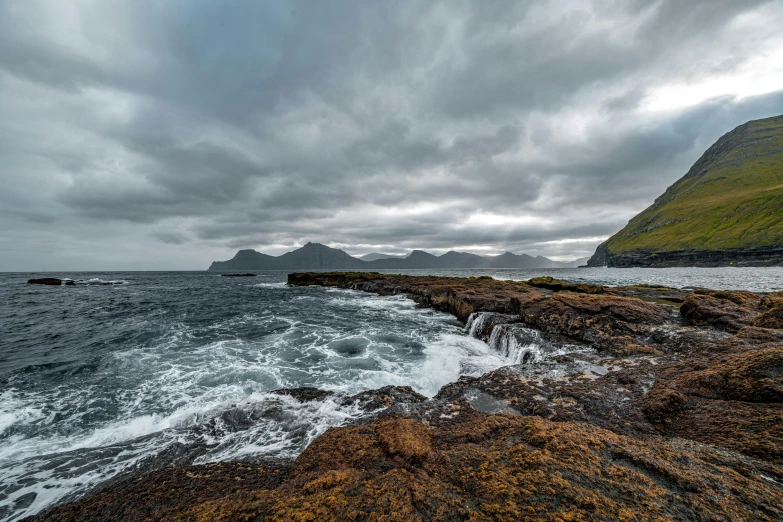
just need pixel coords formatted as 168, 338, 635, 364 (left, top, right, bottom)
487, 324, 545, 364
465, 312, 545, 363
465, 312, 520, 341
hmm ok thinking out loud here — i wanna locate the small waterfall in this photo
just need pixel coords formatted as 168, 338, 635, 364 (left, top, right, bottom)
488, 324, 543, 364
466, 312, 492, 338
465, 312, 520, 341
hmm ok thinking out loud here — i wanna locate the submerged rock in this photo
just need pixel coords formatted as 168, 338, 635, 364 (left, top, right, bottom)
27, 278, 70, 285
271, 387, 334, 403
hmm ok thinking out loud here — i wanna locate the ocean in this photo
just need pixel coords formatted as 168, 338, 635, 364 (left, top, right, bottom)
1, 267, 782, 520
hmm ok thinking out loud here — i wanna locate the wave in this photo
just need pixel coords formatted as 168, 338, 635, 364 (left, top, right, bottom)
0, 390, 368, 521
78, 278, 128, 285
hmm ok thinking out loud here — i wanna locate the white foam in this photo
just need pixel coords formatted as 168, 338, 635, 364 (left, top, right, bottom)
78, 278, 128, 285
252, 282, 288, 288
409, 334, 508, 397
488, 325, 543, 364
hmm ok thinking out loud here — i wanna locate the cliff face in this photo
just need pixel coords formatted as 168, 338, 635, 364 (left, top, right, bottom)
589, 114, 783, 267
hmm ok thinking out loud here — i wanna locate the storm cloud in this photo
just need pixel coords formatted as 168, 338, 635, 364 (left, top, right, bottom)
1, 0, 782, 270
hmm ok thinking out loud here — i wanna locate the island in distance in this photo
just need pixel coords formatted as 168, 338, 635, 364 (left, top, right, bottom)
208, 242, 588, 271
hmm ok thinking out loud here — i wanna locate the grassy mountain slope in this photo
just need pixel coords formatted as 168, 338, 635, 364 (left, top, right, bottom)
591, 115, 783, 266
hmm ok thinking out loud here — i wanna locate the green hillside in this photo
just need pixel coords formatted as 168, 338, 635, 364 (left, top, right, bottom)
591, 115, 783, 266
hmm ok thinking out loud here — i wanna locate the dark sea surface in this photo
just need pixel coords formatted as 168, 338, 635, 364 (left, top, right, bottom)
1, 267, 782, 520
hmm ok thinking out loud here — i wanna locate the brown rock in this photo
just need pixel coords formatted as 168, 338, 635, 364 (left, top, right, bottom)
754, 304, 783, 329
517, 291, 672, 353
643, 346, 783, 463
681, 291, 764, 332
32, 273, 783, 521
667, 347, 783, 403
32, 414, 783, 521
525, 276, 608, 294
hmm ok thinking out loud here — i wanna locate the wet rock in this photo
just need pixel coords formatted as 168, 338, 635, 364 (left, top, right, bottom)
24, 460, 292, 522
667, 347, 783, 403
464, 311, 520, 341
735, 326, 783, 344
754, 303, 783, 329
344, 385, 428, 411
642, 387, 687, 431
32, 273, 783, 521
288, 272, 539, 322
612, 284, 691, 304
436, 355, 662, 439
271, 387, 334, 403
375, 417, 435, 463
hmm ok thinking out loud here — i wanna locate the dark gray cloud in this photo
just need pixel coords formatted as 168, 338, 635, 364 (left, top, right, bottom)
1, 0, 782, 270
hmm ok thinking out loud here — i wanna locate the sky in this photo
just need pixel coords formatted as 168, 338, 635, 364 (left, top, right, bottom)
1, 0, 783, 271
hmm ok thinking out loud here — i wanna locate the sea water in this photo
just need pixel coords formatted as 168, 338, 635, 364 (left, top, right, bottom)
1, 267, 781, 520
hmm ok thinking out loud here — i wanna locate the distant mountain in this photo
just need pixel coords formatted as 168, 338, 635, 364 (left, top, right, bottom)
208, 243, 584, 271
588, 115, 783, 267
359, 253, 406, 261
209, 249, 278, 271
568, 257, 591, 268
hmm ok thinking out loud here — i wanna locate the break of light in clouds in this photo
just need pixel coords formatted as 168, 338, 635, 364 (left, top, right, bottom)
1, 0, 782, 270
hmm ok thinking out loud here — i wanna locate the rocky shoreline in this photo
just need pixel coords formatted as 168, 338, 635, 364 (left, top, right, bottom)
27, 272, 783, 521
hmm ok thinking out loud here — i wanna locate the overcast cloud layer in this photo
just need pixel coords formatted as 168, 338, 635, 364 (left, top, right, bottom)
1, 0, 783, 270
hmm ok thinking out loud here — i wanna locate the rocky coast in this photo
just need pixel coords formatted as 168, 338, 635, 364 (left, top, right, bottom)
28, 272, 783, 521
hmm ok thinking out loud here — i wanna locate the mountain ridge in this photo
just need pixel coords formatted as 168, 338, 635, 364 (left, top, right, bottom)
208, 242, 584, 271
588, 114, 783, 267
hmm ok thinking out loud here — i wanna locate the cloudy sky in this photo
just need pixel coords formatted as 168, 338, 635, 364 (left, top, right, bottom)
1, 0, 783, 271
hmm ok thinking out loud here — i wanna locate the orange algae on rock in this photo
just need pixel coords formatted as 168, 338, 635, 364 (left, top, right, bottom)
167, 415, 783, 521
